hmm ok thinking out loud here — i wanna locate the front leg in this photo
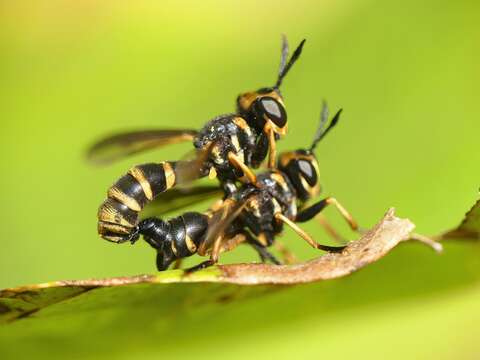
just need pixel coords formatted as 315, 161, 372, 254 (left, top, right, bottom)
227, 152, 257, 185
264, 123, 277, 169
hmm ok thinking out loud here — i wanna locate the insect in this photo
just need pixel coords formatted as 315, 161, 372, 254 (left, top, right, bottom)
91, 37, 306, 244
126, 102, 359, 271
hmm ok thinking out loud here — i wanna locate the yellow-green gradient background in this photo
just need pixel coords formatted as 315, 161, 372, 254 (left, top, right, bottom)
1, 1, 479, 359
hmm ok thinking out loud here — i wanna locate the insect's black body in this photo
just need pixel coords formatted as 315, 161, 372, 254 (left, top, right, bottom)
193, 114, 259, 182
94, 37, 306, 244
131, 162, 338, 271
97, 114, 268, 242
98, 162, 179, 242
127, 169, 300, 270
235, 171, 297, 246
138, 212, 209, 271
129, 104, 359, 271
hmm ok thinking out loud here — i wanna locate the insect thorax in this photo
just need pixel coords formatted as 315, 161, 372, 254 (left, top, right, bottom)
239, 171, 298, 237
194, 114, 258, 181
256, 171, 297, 214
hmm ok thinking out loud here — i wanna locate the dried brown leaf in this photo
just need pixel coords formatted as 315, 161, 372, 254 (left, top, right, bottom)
0, 208, 433, 301
441, 199, 480, 240
217, 208, 418, 284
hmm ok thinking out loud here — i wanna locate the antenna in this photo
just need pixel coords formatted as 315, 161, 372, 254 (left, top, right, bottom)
310, 102, 342, 151
278, 34, 289, 78
274, 37, 306, 89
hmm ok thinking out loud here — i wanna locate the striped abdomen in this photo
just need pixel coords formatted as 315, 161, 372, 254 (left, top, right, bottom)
97, 162, 177, 242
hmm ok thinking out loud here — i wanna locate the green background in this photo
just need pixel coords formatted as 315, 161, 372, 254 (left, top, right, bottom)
1, 0, 479, 358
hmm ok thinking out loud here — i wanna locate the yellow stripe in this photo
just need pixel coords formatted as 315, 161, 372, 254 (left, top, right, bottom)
185, 235, 197, 253
108, 187, 141, 212
162, 162, 176, 189
128, 167, 153, 200
231, 135, 240, 152
270, 172, 289, 192
98, 221, 131, 235
171, 241, 178, 256
233, 117, 252, 136
97, 201, 135, 228
272, 199, 282, 215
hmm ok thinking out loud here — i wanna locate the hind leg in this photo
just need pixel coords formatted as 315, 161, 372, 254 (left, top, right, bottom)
250, 241, 281, 265
184, 259, 216, 274
242, 231, 281, 265
274, 240, 298, 264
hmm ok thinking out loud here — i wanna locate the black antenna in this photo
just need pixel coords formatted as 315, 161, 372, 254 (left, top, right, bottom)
310, 102, 342, 151
274, 38, 306, 89
278, 34, 289, 78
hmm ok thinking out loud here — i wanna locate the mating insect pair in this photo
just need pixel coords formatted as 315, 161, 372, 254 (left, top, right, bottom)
134, 103, 359, 271
91, 36, 305, 244
89, 37, 358, 270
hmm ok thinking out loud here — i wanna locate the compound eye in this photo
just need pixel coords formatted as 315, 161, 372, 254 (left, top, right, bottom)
259, 97, 287, 128
297, 159, 317, 186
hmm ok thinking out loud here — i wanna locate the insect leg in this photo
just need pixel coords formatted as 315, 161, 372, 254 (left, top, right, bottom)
184, 259, 215, 274
274, 240, 298, 264
204, 227, 242, 265
265, 123, 277, 169
324, 197, 359, 231
172, 258, 183, 269
316, 214, 348, 245
275, 213, 345, 252
251, 242, 281, 265
210, 234, 224, 264
227, 152, 257, 184
295, 199, 328, 223
296, 197, 359, 231
242, 231, 281, 265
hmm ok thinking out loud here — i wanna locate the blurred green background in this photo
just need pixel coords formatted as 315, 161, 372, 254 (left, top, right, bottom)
1, 0, 479, 358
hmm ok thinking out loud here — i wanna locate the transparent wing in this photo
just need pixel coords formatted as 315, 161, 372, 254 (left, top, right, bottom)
197, 197, 249, 256
143, 185, 223, 217
86, 129, 198, 166
173, 142, 215, 185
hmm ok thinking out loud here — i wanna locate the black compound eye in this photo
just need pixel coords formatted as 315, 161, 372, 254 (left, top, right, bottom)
259, 97, 287, 128
297, 159, 317, 186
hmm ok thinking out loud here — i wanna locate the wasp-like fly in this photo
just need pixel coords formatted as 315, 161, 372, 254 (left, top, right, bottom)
125, 103, 359, 271
89, 37, 306, 244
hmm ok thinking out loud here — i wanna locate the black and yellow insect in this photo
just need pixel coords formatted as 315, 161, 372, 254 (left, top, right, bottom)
89, 37, 306, 243
123, 103, 359, 271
